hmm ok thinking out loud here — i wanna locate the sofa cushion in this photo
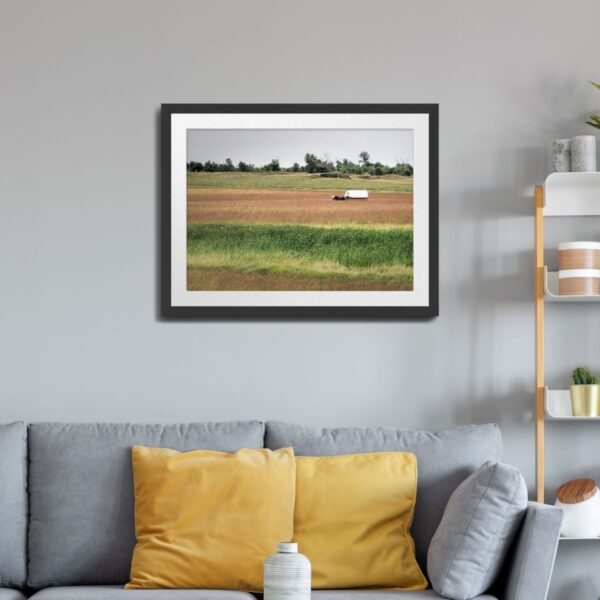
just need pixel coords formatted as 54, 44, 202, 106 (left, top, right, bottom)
0, 590, 27, 600
27, 421, 265, 588
0, 422, 27, 588
501, 502, 563, 600
427, 462, 528, 600
294, 453, 426, 589
127, 446, 296, 590
265, 421, 502, 570
311, 591, 497, 600
28, 587, 257, 600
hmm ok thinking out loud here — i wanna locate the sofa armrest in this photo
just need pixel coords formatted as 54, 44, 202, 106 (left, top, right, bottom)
499, 501, 562, 600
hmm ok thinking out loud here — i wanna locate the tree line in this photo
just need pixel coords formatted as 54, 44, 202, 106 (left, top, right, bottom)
187, 151, 413, 177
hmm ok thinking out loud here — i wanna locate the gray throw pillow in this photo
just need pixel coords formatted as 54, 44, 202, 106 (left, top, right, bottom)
427, 461, 528, 600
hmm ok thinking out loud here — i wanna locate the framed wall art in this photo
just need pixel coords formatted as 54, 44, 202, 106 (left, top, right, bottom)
161, 104, 438, 318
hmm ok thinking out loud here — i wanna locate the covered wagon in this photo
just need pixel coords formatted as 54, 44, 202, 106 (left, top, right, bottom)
331, 189, 369, 201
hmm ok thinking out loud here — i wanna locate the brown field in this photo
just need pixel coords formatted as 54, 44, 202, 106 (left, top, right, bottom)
188, 269, 413, 291
187, 188, 413, 225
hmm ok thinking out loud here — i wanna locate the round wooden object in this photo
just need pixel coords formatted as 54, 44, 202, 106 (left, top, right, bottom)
556, 478, 597, 504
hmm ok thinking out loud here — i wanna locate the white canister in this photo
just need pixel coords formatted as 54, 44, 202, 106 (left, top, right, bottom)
559, 242, 600, 270
264, 542, 311, 600
555, 480, 600, 538
558, 269, 600, 295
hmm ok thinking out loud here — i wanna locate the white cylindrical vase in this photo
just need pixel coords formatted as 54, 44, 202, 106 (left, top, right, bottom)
570, 135, 597, 172
264, 542, 311, 600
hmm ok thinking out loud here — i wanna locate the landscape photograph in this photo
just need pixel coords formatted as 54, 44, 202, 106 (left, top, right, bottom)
186, 128, 414, 292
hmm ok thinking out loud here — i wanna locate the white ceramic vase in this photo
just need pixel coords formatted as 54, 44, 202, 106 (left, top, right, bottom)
555, 486, 600, 538
264, 542, 311, 600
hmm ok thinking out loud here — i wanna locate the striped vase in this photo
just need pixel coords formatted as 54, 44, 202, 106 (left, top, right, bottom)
264, 542, 311, 600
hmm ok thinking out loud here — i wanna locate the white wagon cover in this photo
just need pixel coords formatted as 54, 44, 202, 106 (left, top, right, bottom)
345, 189, 369, 199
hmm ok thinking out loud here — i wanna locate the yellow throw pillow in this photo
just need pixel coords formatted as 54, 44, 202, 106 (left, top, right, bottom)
293, 452, 427, 590
126, 446, 296, 591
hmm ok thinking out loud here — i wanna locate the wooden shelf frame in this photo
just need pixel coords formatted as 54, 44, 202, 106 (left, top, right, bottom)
535, 173, 600, 502
535, 185, 545, 502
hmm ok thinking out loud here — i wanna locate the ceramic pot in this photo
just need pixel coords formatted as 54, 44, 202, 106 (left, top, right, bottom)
570, 385, 600, 416
555, 483, 600, 538
264, 542, 311, 600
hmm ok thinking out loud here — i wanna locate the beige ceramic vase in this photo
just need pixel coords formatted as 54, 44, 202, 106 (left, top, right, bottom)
570, 384, 600, 416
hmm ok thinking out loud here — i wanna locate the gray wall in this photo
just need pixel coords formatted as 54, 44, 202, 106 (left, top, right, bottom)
1, 1, 599, 597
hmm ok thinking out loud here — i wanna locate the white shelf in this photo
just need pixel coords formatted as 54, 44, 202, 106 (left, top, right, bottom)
545, 388, 600, 420
559, 536, 600, 541
544, 267, 600, 302
544, 172, 600, 216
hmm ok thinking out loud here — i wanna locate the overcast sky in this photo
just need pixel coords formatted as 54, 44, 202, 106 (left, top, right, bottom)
187, 129, 413, 167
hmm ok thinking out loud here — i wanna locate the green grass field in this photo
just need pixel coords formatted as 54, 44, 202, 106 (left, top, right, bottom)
186, 172, 414, 291
189, 221, 411, 265
187, 171, 413, 193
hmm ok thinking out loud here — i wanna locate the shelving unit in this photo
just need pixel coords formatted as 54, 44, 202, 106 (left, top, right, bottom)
535, 172, 600, 537
542, 172, 600, 216
545, 388, 600, 420
544, 268, 600, 302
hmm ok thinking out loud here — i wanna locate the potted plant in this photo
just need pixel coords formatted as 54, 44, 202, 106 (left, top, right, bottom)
571, 367, 600, 417
586, 82, 600, 130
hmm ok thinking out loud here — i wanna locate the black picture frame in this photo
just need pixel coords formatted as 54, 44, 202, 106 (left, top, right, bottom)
161, 104, 438, 319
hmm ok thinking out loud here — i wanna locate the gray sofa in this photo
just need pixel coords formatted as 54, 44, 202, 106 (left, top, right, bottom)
0, 421, 561, 600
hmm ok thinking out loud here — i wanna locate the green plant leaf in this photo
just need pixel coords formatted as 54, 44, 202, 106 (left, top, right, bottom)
586, 114, 600, 129
586, 83, 600, 128
573, 367, 587, 385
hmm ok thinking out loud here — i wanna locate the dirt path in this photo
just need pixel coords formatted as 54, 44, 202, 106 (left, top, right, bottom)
187, 188, 413, 225
188, 268, 412, 291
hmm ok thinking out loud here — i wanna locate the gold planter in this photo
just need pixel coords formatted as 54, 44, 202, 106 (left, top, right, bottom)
570, 385, 600, 417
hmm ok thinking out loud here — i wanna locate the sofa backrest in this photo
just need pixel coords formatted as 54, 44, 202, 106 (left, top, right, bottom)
27, 421, 265, 588
0, 422, 27, 588
265, 421, 503, 571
